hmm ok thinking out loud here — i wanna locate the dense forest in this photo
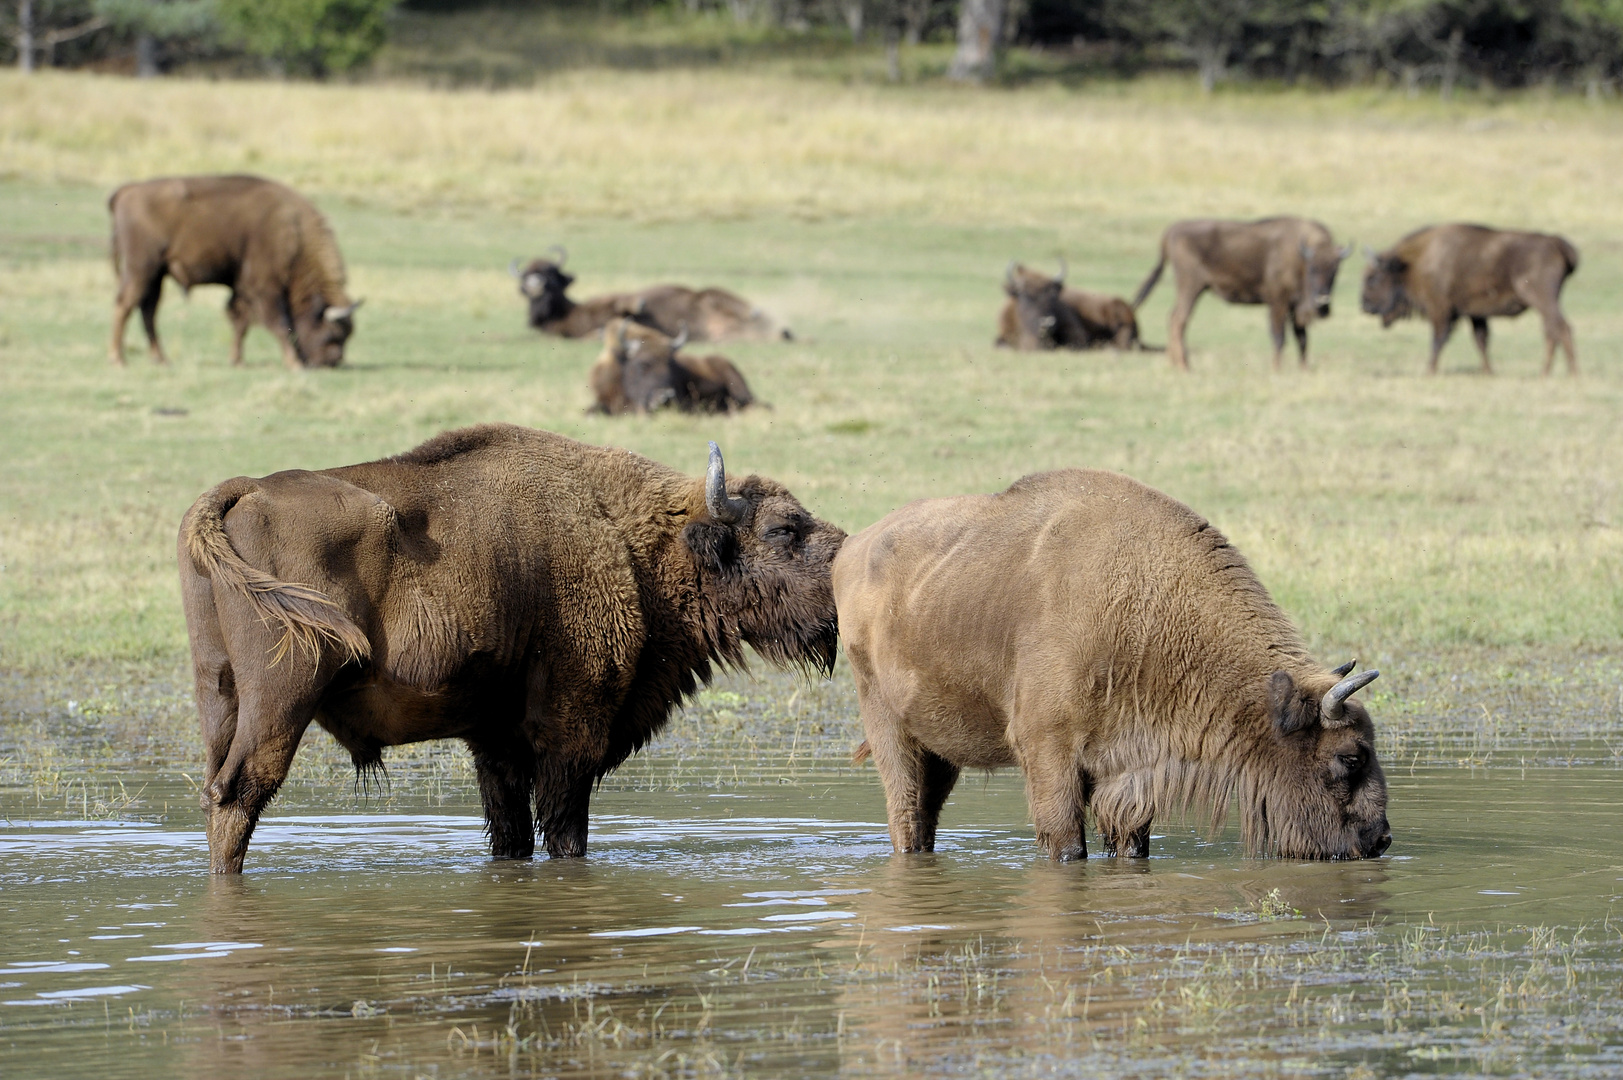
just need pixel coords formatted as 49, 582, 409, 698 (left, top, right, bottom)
6, 0, 1622, 92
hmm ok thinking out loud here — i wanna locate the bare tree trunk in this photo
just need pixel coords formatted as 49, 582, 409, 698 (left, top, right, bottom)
1195, 38, 1227, 94
1440, 26, 1462, 100
884, 22, 900, 80
18, 0, 34, 72
843, 0, 864, 42
948, 0, 1004, 82
902, 0, 929, 45
136, 33, 157, 77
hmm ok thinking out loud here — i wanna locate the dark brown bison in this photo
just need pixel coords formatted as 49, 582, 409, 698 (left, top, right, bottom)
589, 319, 755, 415
108, 175, 361, 368
512, 250, 791, 342
1360, 224, 1579, 375
995, 260, 1148, 351
178, 427, 843, 873
835, 469, 1389, 862
1133, 217, 1350, 371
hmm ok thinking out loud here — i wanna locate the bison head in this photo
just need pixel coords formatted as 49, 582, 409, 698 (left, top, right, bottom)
297, 298, 361, 367
595, 318, 685, 414
1246, 663, 1390, 860
683, 443, 844, 675
513, 253, 575, 329
1360, 252, 1413, 327
1297, 241, 1351, 326
1004, 260, 1079, 349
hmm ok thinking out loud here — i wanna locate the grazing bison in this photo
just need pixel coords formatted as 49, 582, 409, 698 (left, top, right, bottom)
1133, 217, 1350, 371
995, 260, 1149, 351
108, 175, 361, 368
590, 319, 756, 415
179, 427, 843, 873
512, 249, 791, 342
835, 469, 1389, 862
1360, 224, 1579, 375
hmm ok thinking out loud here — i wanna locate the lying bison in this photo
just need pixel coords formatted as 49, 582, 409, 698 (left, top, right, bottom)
1361, 224, 1579, 375
590, 319, 755, 415
996, 260, 1148, 351
179, 428, 843, 873
836, 469, 1389, 862
512, 249, 790, 341
1133, 217, 1349, 371
109, 175, 361, 368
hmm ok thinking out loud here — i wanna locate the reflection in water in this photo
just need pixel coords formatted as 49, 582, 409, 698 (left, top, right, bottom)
1, 766, 1622, 1078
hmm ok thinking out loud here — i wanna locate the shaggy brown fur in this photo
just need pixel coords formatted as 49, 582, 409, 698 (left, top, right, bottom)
1361, 223, 1579, 375
995, 262, 1150, 351
590, 319, 755, 415
179, 426, 843, 873
514, 255, 790, 342
1133, 217, 1349, 371
835, 469, 1389, 863
108, 175, 359, 368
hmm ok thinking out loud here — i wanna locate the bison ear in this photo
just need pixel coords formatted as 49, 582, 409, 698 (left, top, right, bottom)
683, 519, 739, 575
1270, 670, 1314, 736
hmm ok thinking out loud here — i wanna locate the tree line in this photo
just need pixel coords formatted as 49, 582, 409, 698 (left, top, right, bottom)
6, 0, 1621, 93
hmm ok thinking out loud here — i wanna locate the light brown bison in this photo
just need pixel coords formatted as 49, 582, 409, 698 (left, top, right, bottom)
179, 427, 843, 873
589, 319, 756, 415
512, 250, 791, 342
1360, 224, 1579, 375
1133, 217, 1350, 371
995, 260, 1148, 351
835, 469, 1389, 862
108, 175, 360, 368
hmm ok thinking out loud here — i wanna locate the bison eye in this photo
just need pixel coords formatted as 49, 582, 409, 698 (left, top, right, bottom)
1336, 753, 1362, 774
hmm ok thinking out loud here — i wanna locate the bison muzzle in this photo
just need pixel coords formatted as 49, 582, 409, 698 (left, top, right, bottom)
179, 426, 844, 873
835, 469, 1390, 862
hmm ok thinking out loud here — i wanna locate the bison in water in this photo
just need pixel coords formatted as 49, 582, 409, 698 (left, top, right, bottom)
179, 427, 843, 873
512, 249, 791, 342
835, 469, 1389, 862
108, 175, 361, 368
1361, 224, 1579, 375
590, 318, 755, 415
995, 260, 1149, 351
1133, 217, 1350, 371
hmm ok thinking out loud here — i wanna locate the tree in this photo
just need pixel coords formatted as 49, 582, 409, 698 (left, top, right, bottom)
94, 0, 216, 75
217, 0, 393, 75
949, 0, 1005, 80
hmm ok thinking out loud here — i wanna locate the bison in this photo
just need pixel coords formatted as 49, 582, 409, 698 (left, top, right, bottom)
590, 319, 756, 415
512, 249, 791, 342
108, 175, 361, 368
835, 469, 1389, 862
1133, 217, 1350, 371
179, 427, 843, 873
1360, 224, 1579, 375
995, 260, 1149, 351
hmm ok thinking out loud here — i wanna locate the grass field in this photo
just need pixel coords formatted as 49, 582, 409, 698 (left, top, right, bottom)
2, 69, 1622, 781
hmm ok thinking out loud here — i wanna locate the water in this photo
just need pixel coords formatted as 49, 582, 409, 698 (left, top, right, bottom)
3, 763, 1622, 1078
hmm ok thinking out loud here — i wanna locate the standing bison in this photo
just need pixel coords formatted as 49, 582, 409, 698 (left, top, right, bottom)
512, 250, 791, 342
1361, 224, 1579, 375
590, 318, 755, 415
108, 175, 361, 368
1133, 217, 1350, 371
836, 469, 1389, 862
179, 427, 844, 873
996, 261, 1148, 351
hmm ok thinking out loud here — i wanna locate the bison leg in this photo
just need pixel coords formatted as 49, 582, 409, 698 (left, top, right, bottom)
202, 682, 318, 873
1535, 305, 1578, 376
1166, 282, 1204, 371
226, 293, 252, 367
136, 275, 169, 365
1101, 821, 1152, 859
470, 739, 537, 860
1019, 749, 1088, 862
1427, 315, 1457, 374
1292, 320, 1310, 368
263, 294, 304, 369
1470, 317, 1492, 373
1267, 304, 1289, 370
873, 737, 961, 854
535, 762, 595, 858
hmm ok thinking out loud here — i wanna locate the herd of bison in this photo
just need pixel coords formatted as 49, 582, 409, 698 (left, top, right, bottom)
100, 174, 1579, 872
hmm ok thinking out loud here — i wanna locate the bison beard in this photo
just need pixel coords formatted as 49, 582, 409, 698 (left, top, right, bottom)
179, 427, 843, 873
835, 469, 1391, 862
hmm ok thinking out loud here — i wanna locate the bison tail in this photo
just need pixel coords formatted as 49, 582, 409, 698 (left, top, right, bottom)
1131, 252, 1166, 311
851, 740, 873, 766
182, 479, 371, 668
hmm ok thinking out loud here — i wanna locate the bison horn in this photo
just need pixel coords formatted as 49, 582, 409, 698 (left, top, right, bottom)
1055, 255, 1067, 284
509, 258, 522, 279
671, 323, 689, 351
547, 244, 568, 267
1321, 668, 1379, 724
323, 301, 360, 322
705, 442, 748, 525
1330, 658, 1357, 677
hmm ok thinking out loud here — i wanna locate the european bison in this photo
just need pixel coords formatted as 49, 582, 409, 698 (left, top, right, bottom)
109, 175, 361, 368
590, 319, 756, 415
835, 469, 1389, 862
1133, 217, 1350, 371
1360, 224, 1579, 375
512, 249, 791, 342
179, 427, 844, 873
995, 260, 1148, 351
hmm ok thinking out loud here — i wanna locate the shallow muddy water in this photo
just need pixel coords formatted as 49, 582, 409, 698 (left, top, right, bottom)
3, 762, 1623, 1078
